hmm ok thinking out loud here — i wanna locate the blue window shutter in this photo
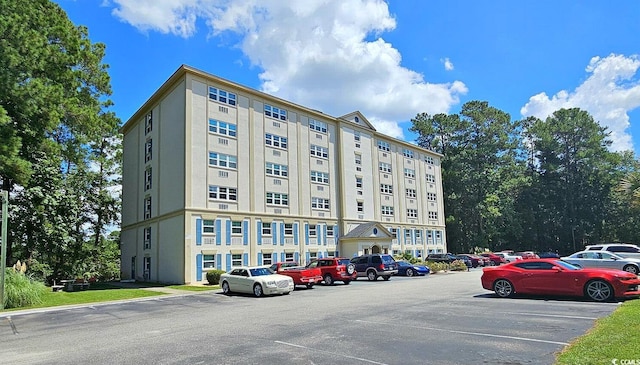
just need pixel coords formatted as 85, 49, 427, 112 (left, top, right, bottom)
196, 218, 202, 246
306, 252, 310, 263
243, 253, 249, 266
258, 253, 263, 265
322, 225, 327, 245
226, 254, 232, 272
216, 254, 222, 270
318, 252, 323, 259
272, 222, 277, 245
257, 220, 262, 245
273, 252, 278, 263
305, 223, 309, 245
294, 252, 299, 262
294, 223, 299, 245
281, 252, 286, 262
280, 223, 285, 245
215, 219, 222, 245
226, 220, 231, 245
334, 225, 339, 238
196, 254, 203, 281
243, 220, 249, 245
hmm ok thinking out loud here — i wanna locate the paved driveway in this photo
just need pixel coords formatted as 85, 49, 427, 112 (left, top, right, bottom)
0, 270, 621, 364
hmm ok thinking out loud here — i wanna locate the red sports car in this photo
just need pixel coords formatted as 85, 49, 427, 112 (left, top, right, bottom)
481, 259, 640, 302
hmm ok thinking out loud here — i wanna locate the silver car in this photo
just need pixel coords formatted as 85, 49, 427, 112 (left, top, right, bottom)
562, 251, 640, 275
220, 266, 294, 297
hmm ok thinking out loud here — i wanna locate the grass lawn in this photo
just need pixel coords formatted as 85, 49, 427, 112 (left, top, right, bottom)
555, 299, 640, 364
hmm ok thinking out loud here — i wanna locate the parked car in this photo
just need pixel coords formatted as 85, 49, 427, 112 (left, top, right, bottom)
396, 261, 430, 277
481, 259, 640, 302
561, 251, 640, 275
426, 253, 458, 263
515, 251, 539, 259
479, 253, 506, 266
269, 262, 323, 288
494, 252, 523, 263
220, 266, 294, 297
305, 257, 357, 285
456, 254, 484, 268
585, 243, 640, 259
454, 255, 473, 268
350, 254, 398, 281
537, 252, 560, 259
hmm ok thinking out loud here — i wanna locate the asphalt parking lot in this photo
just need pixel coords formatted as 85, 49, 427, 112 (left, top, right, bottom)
0, 269, 621, 365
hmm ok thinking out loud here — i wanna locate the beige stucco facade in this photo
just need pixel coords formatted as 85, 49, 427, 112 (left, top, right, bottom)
120, 65, 447, 284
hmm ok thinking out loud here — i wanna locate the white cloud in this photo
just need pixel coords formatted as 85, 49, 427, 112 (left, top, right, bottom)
521, 54, 640, 152
441, 57, 454, 71
108, 0, 467, 140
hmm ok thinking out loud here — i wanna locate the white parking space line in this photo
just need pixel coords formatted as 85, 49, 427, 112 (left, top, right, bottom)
501, 312, 598, 320
274, 340, 389, 365
353, 319, 569, 346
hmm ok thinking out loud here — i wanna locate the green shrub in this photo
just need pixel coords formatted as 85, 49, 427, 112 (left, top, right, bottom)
450, 260, 469, 271
426, 261, 448, 273
3, 269, 46, 309
205, 270, 225, 285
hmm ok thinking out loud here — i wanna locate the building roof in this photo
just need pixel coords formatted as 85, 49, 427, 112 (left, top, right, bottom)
342, 222, 393, 239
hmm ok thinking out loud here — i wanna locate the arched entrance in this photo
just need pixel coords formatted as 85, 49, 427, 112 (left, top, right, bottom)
371, 245, 381, 254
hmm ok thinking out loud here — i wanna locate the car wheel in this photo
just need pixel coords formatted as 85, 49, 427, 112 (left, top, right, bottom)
253, 284, 264, 297
221, 281, 231, 295
406, 268, 414, 277
324, 274, 334, 286
585, 280, 614, 302
623, 265, 639, 275
346, 264, 356, 275
493, 279, 514, 298
382, 276, 390, 281
367, 270, 377, 281
343, 280, 351, 285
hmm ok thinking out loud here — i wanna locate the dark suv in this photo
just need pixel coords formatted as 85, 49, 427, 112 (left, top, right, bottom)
306, 257, 357, 285
350, 254, 398, 281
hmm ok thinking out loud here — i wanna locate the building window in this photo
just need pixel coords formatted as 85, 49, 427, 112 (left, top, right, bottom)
415, 230, 422, 239
327, 226, 334, 237
266, 162, 288, 177
403, 149, 414, 158
354, 131, 361, 142
427, 192, 437, 201
144, 227, 151, 249
310, 145, 328, 159
284, 223, 294, 236
426, 174, 436, 183
310, 171, 329, 184
144, 167, 152, 191
404, 168, 416, 179
309, 252, 318, 260
428, 211, 438, 220
266, 192, 289, 206
355, 154, 362, 166
232, 221, 242, 235
407, 209, 418, 218
231, 254, 242, 267
388, 228, 397, 238
265, 133, 288, 149
309, 224, 317, 237
145, 138, 152, 162
209, 119, 237, 137
309, 119, 327, 133
381, 206, 394, 216
425, 156, 435, 164
265, 104, 287, 121
203, 254, 216, 269
379, 162, 392, 173
144, 196, 151, 219
202, 220, 215, 234
378, 141, 390, 151
380, 184, 393, 194
209, 152, 237, 169
209, 186, 237, 201
262, 222, 272, 236
406, 189, 416, 198
405, 229, 412, 240
145, 111, 152, 135
356, 177, 363, 189
263, 253, 273, 265
285, 252, 294, 261
357, 201, 364, 213
311, 197, 330, 210
208, 86, 237, 106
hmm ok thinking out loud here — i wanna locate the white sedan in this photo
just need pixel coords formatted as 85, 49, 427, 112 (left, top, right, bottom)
220, 266, 294, 297
562, 251, 640, 275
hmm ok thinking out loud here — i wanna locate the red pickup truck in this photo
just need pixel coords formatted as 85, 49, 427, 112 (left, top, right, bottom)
269, 262, 323, 288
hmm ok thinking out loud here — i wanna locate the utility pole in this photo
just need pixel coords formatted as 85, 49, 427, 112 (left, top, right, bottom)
0, 190, 8, 310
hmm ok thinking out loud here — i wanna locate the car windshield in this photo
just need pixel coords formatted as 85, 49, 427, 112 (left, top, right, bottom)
249, 268, 273, 276
338, 259, 351, 266
554, 260, 582, 270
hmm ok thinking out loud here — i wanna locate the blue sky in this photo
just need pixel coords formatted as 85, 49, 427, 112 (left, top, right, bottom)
56, 1, 640, 154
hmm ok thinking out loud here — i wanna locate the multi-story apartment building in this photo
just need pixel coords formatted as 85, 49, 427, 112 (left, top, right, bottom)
120, 65, 447, 284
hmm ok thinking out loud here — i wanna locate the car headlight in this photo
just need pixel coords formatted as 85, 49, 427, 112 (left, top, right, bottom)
265, 280, 277, 287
